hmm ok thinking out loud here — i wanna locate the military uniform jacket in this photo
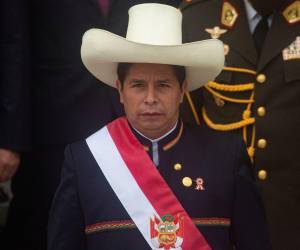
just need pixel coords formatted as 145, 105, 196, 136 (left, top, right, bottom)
48, 118, 270, 250
180, 1, 300, 248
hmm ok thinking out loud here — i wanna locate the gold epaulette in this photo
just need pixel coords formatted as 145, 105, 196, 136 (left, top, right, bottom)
186, 66, 257, 161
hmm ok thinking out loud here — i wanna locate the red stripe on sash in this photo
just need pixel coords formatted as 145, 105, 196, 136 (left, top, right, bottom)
107, 117, 211, 250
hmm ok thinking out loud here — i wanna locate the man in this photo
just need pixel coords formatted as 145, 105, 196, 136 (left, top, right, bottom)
2, 0, 181, 250
180, 0, 300, 249
48, 4, 270, 250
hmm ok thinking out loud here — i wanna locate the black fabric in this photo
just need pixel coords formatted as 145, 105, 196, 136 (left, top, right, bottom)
3, 144, 66, 250
253, 16, 270, 56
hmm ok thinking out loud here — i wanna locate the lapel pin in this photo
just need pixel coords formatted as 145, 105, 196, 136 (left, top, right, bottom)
195, 178, 205, 191
205, 26, 228, 39
205, 26, 230, 55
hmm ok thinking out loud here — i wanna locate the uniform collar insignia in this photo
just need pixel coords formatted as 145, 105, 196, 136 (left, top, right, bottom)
221, 1, 239, 28
282, 0, 300, 25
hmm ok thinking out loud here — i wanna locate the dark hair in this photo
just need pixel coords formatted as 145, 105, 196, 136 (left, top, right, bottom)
117, 63, 186, 88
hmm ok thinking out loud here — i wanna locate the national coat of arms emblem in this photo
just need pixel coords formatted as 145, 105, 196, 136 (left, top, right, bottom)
150, 214, 184, 250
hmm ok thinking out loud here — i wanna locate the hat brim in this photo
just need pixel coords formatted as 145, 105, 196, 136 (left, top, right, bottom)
81, 29, 224, 91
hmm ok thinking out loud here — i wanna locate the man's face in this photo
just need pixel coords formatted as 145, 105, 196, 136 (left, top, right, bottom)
117, 63, 187, 139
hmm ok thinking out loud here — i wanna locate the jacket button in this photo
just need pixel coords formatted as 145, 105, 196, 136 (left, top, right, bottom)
258, 170, 267, 180
174, 163, 182, 171
257, 139, 267, 149
182, 177, 193, 187
257, 106, 266, 117
256, 74, 266, 83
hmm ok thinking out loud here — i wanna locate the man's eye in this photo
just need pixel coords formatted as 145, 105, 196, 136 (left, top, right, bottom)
158, 82, 171, 88
131, 82, 144, 88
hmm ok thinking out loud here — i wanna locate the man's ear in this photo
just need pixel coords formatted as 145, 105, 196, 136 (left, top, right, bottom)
180, 80, 188, 103
116, 80, 124, 104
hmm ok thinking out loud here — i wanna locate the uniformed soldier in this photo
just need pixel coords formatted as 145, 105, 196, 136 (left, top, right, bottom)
48, 4, 270, 250
180, 0, 300, 249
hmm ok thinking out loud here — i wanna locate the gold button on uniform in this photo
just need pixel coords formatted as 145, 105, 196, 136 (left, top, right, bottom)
257, 139, 267, 149
258, 170, 267, 180
182, 177, 193, 187
256, 74, 266, 83
257, 106, 266, 117
174, 163, 182, 171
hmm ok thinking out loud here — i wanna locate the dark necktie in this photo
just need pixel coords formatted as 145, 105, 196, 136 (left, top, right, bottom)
99, 0, 109, 16
253, 15, 269, 56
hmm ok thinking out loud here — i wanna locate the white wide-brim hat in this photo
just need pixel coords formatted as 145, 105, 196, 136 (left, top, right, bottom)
81, 3, 225, 91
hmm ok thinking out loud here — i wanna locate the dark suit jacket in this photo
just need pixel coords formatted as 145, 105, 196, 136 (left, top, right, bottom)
29, 0, 182, 145
0, 0, 31, 151
48, 120, 270, 250
180, 0, 300, 248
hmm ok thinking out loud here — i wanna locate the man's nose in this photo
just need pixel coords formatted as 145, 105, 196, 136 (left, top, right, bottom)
144, 85, 157, 105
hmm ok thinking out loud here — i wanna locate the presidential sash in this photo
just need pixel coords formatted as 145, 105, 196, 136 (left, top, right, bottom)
86, 117, 211, 250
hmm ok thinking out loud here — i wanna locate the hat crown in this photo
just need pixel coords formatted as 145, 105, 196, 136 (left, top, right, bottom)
126, 4, 182, 46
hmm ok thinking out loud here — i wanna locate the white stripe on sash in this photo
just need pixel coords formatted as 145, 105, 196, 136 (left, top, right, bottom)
86, 127, 159, 248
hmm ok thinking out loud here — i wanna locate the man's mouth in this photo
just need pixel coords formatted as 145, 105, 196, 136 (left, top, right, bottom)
139, 112, 163, 117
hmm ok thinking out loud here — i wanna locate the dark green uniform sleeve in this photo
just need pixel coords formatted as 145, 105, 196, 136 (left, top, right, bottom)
230, 138, 272, 250
48, 145, 86, 250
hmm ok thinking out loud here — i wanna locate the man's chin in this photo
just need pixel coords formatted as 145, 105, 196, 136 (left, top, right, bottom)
137, 118, 165, 131
138, 114, 164, 122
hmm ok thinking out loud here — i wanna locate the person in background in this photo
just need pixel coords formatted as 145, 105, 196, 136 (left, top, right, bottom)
2, 1, 182, 250
0, 0, 30, 194
0, 0, 30, 238
180, 0, 300, 249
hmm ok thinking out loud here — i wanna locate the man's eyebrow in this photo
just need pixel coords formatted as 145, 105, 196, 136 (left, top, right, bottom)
156, 79, 170, 83
128, 79, 146, 84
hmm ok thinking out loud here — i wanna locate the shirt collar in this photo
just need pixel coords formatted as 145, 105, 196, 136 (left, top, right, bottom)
244, 0, 258, 22
243, 0, 273, 33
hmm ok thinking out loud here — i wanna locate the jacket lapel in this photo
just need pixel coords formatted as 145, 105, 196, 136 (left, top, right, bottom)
220, 0, 258, 66
257, 11, 300, 71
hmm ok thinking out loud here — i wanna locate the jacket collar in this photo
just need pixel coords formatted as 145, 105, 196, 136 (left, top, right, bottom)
130, 120, 184, 152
